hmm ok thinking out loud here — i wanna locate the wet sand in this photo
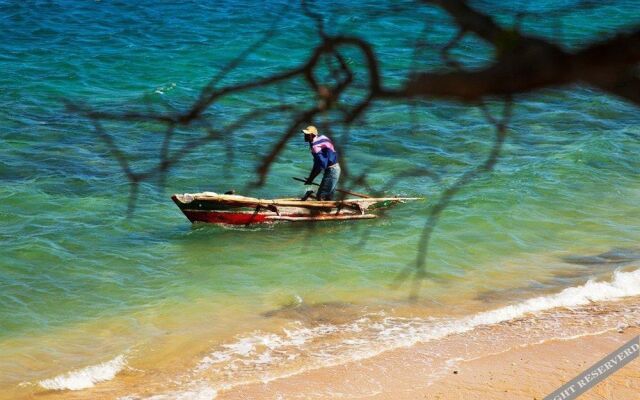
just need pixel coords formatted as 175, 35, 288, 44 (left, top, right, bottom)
216, 299, 640, 400
14, 296, 640, 399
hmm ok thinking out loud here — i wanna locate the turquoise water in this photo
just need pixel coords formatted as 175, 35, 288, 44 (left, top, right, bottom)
1, 1, 639, 397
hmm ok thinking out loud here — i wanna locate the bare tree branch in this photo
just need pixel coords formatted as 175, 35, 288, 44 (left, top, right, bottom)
70, 0, 640, 299
424, 0, 507, 44
396, 1, 640, 105
393, 97, 514, 298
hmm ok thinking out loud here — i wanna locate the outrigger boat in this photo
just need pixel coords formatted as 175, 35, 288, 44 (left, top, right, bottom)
171, 192, 421, 225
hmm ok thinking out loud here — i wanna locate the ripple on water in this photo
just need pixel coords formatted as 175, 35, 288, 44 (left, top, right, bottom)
1, 0, 639, 396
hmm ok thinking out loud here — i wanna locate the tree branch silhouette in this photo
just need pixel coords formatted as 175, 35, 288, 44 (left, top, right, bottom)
70, 0, 640, 296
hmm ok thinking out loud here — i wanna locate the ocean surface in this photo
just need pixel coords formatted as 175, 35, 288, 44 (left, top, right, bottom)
1, 1, 639, 399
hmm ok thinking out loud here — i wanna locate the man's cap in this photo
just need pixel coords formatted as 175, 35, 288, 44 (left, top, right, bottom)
302, 125, 318, 135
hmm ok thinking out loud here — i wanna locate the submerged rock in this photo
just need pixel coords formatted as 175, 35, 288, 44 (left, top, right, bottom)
262, 301, 361, 325
562, 247, 640, 266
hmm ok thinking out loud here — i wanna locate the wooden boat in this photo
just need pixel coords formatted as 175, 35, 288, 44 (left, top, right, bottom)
171, 192, 421, 225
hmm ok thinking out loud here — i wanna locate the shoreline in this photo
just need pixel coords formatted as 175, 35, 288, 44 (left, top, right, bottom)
214, 298, 640, 399
17, 293, 640, 400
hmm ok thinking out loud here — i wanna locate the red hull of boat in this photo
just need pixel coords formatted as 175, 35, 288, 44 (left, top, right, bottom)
182, 210, 269, 225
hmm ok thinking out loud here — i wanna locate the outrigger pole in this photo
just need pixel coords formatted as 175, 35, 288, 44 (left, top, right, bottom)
292, 177, 371, 199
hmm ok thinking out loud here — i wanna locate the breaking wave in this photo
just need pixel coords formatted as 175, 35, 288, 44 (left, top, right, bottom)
467, 267, 640, 328
35, 268, 640, 398
196, 268, 640, 382
38, 354, 126, 391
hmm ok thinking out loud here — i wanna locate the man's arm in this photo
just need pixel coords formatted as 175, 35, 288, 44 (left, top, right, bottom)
305, 153, 326, 184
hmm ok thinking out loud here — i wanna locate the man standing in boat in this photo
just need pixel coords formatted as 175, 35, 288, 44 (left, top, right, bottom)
302, 125, 341, 200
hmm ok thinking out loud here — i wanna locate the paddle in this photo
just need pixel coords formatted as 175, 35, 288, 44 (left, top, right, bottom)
292, 177, 372, 198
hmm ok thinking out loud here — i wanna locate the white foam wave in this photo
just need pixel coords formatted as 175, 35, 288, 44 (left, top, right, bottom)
38, 354, 126, 391
467, 267, 640, 329
196, 268, 640, 380
379, 267, 640, 348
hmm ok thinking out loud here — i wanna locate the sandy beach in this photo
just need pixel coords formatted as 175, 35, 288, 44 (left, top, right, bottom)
8, 291, 639, 400
215, 298, 640, 400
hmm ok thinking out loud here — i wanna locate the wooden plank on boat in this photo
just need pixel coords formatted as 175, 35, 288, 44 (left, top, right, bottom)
174, 193, 421, 209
